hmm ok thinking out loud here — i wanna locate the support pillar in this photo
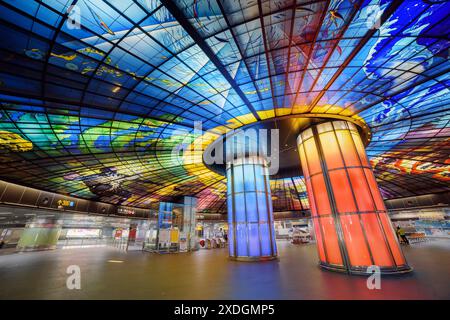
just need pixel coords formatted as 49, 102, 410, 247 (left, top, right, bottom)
226, 156, 277, 261
297, 120, 411, 274
182, 196, 198, 251
156, 202, 173, 252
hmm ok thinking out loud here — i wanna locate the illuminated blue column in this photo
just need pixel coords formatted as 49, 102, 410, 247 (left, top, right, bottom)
226, 156, 277, 261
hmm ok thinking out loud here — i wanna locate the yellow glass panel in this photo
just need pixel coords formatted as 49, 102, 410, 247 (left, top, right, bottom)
351, 131, 369, 166
304, 138, 322, 175
298, 144, 310, 178
319, 131, 344, 170
335, 130, 360, 167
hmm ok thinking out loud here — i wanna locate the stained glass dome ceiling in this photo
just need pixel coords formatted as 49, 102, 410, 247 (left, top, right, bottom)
0, 0, 448, 213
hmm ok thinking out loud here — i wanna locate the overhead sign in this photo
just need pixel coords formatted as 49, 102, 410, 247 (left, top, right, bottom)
118, 207, 135, 215
57, 199, 75, 208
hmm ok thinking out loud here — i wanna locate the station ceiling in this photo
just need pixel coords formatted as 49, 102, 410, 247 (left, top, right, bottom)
0, 0, 448, 213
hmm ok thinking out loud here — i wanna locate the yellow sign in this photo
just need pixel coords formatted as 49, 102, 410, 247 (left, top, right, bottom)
170, 229, 179, 243
57, 199, 75, 207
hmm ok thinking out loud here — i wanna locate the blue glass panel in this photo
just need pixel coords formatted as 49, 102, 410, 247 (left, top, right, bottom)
257, 192, 268, 222
226, 195, 233, 223
248, 223, 260, 257
245, 192, 258, 222
234, 193, 245, 222
243, 164, 256, 191
228, 223, 234, 256
233, 165, 244, 193
260, 223, 271, 256
254, 165, 265, 192
226, 169, 232, 196
236, 224, 248, 257
271, 222, 277, 255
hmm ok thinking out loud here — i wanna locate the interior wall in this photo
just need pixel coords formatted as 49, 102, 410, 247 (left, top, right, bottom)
0, 180, 151, 218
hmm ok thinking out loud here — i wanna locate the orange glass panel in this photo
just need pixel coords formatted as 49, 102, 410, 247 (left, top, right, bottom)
379, 212, 406, 266
361, 213, 394, 267
319, 132, 344, 170
298, 144, 309, 178
329, 170, 357, 213
312, 219, 326, 262
319, 217, 343, 266
347, 168, 375, 212
351, 132, 369, 166
305, 177, 318, 217
304, 138, 322, 175
335, 130, 360, 167
364, 168, 386, 211
311, 175, 332, 215
340, 214, 372, 267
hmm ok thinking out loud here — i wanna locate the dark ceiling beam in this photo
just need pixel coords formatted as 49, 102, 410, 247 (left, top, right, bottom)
0, 89, 198, 131
305, 0, 364, 101
290, 0, 331, 112
308, 0, 404, 111
374, 175, 420, 196
281, 0, 300, 110
333, 9, 450, 117
257, 0, 278, 111
215, 0, 265, 103
342, 63, 450, 118
159, 0, 261, 121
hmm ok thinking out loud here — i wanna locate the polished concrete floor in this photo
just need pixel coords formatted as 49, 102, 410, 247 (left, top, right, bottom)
0, 240, 449, 299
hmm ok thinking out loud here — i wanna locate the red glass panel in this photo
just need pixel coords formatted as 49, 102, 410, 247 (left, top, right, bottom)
305, 178, 318, 217
312, 219, 326, 262
329, 170, 357, 213
320, 217, 343, 266
311, 175, 332, 215
361, 213, 395, 267
340, 214, 372, 267
364, 168, 386, 211
379, 213, 406, 266
348, 168, 375, 212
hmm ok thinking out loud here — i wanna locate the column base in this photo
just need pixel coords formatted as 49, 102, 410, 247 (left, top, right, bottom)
319, 262, 413, 275
229, 255, 278, 262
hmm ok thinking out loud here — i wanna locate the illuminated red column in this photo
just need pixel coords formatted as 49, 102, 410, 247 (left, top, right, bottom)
297, 121, 411, 274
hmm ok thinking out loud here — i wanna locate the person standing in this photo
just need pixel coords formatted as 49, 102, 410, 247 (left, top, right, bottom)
396, 226, 410, 245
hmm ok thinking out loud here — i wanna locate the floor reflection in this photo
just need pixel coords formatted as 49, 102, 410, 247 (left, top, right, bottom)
0, 240, 448, 299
